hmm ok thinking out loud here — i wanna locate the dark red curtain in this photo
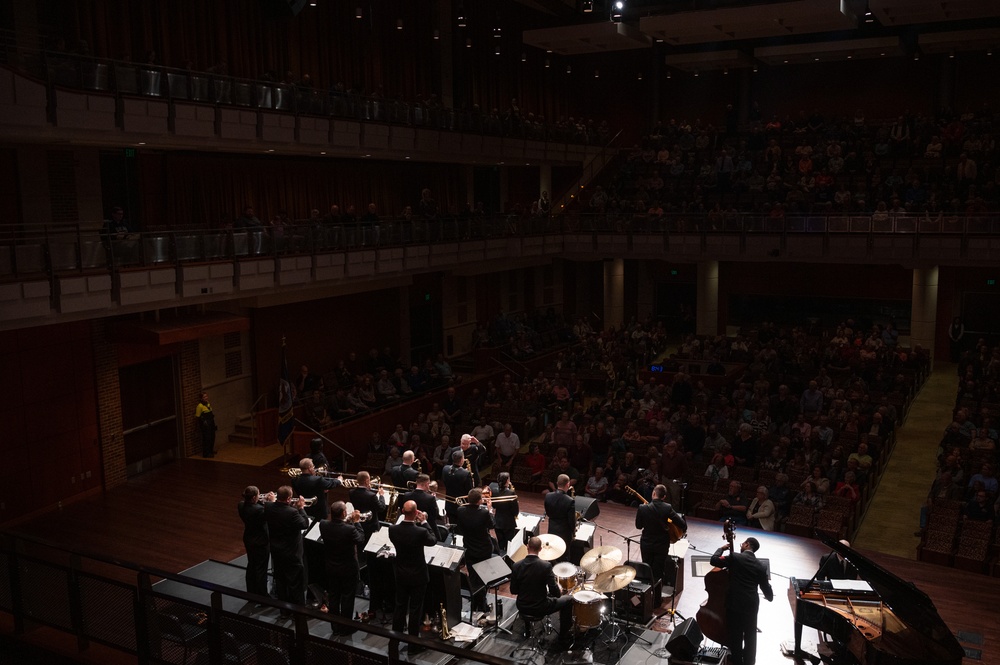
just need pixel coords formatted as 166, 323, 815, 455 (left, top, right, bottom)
137, 152, 463, 228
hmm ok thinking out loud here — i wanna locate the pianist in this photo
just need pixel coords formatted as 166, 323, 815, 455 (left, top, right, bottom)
816, 539, 858, 581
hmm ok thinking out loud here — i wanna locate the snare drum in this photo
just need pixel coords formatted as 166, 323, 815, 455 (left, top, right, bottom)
553, 562, 579, 593
571, 589, 606, 630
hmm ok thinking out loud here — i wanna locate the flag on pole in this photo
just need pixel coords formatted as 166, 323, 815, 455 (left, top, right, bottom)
277, 336, 294, 447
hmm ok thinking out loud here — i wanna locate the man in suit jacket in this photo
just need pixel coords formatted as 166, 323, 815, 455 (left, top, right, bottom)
391, 450, 420, 488
402, 473, 442, 541
510, 536, 573, 645
264, 486, 311, 615
450, 434, 487, 486
455, 488, 496, 613
292, 458, 343, 521
544, 474, 575, 562
237, 486, 272, 598
490, 472, 520, 554
388, 500, 437, 654
635, 483, 687, 589
816, 539, 858, 581
710, 537, 774, 665
442, 450, 473, 523
319, 501, 365, 631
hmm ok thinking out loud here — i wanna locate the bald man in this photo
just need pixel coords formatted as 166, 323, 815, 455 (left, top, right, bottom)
392, 450, 419, 488
816, 539, 858, 581
388, 500, 437, 652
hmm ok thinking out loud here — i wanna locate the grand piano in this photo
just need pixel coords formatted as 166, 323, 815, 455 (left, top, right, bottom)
788, 538, 965, 665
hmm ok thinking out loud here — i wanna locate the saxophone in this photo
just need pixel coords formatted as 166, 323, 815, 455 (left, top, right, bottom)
440, 603, 451, 639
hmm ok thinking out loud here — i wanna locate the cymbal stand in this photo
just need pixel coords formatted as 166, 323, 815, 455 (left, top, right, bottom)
601, 590, 652, 646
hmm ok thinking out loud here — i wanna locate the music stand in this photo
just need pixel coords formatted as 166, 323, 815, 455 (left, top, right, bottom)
470, 557, 513, 635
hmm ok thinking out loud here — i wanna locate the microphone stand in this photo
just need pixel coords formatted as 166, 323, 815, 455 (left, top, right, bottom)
586, 522, 652, 646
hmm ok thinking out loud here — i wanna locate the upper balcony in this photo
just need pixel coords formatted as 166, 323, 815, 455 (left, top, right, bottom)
1, 212, 998, 331
0, 38, 604, 165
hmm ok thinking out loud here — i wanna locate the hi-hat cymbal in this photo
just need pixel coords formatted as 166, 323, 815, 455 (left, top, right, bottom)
592, 565, 636, 593
537, 534, 567, 561
579, 545, 622, 574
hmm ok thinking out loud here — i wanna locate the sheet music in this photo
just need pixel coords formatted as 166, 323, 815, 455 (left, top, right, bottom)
669, 538, 690, 558
303, 520, 322, 543
364, 528, 395, 555
507, 528, 525, 558
832, 580, 874, 592
436, 499, 446, 517
574, 523, 595, 541
426, 544, 464, 568
448, 622, 483, 643
516, 513, 542, 531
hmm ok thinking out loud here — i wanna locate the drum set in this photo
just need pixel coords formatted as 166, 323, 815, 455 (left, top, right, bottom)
512, 536, 638, 636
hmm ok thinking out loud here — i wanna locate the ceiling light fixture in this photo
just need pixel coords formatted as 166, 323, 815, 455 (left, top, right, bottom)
583, 1, 593, 12
466, 38, 472, 48
433, 29, 440, 40
544, 58, 550, 68
521, 52, 527, 63
355, 7, 362, 19
611, 0, 624, 22
594, 69, 599, 78
396, 19, 403, 30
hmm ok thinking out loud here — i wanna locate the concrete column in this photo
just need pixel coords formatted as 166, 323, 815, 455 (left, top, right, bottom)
636, 260, 655, 321
539, 164, 552, 201
603, 258, 624, 330
399, 285, 412, 367
911, 266, 939, 364
696, 260, 720, 336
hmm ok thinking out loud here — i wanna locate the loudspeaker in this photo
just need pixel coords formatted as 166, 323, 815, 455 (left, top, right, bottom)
574, 496, 601, 520
664, 617, 703, 660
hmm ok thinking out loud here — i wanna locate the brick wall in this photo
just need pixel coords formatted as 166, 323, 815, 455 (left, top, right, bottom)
92, 320, 126, 489
179, 341, 202, 457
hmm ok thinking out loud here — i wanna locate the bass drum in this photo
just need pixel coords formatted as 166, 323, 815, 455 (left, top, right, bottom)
571, 589, 606, 630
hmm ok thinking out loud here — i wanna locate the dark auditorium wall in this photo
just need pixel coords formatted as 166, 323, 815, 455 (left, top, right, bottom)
0, 321, 102, 525
251, 288, 405, 398
136, 152, 465, 229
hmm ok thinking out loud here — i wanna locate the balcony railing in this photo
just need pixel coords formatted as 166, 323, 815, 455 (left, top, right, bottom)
1, 213, 997, 281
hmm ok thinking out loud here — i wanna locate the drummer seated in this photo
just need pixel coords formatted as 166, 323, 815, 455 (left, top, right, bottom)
510, 536, 574, 646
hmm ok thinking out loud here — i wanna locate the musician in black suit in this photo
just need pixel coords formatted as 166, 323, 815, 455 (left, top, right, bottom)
450, 433, 487, 486
455, 488, 497, 613
319, 501, 365, 631
635, 483, 687, 589
442, 450, 474, 523
391, 450, 420, 488
237, 486, 273, 598
388, 500, 437, 655
348, 471, 385, 543
490, 472, 520, 554
510, 536, 573, 646
264, 486, 311, 615
292, 458, 343, 521
710, 537, 774, 665
816, 539, 859, 581
308, 437, 330, 471
544, 474, 575, 563
402, 473, 442, 540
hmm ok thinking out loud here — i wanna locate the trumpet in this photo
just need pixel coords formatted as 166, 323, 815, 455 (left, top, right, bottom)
285, 464, 328, 478
349, 511, 375, 523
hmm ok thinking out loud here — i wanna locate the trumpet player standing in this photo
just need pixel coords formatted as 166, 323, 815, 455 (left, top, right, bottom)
320, 501, 366, 632
238, 486, 274, 599
292, 458, 343, 521
264, 486, 310, 617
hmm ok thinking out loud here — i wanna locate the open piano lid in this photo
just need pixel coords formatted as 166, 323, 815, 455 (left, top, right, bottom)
823, 537, 965, 664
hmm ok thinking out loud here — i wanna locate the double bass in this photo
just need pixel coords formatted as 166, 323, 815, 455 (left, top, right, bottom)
696, 518, 735, 646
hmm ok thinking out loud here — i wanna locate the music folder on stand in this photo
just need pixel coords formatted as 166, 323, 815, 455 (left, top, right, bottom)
470, 556, 514, 635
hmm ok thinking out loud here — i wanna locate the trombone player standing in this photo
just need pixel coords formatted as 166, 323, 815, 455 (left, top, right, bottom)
293, 458, 343, 521
442, 450, 473, 523
490, 472, 520, 553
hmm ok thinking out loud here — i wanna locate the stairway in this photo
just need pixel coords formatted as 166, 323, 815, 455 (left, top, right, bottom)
227, 413, 255, 445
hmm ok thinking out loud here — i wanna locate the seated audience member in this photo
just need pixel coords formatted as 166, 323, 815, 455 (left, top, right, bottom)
585, 466, 609, 501
964, 490, 995, 522
794, 481, 824, 515
834, 471, 861, 504
716, 480, 748, 526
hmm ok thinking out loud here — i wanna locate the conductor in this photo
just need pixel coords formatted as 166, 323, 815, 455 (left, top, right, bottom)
543, 474, 575, 563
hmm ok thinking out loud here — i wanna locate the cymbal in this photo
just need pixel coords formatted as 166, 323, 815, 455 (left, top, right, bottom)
592, 565, 636, 593
538, 534, 567, 561
579, 545, 622, 574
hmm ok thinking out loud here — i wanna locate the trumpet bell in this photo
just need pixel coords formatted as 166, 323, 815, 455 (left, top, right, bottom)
298, 496, 317, 507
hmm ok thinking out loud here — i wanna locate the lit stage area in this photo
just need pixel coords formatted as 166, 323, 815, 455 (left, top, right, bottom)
3, 458, 996, 664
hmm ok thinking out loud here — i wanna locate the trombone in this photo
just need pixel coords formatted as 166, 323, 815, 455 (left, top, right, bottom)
455, 493, 518, 506
265, 492, 317, 507
285, 465, 329, 478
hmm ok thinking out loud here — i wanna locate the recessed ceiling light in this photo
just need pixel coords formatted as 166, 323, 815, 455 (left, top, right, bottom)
320, 151, 326, 155
137, 142, 146, 145
847, 55, 853, 59
267, 149, 274, 152
405, 156, 411, 159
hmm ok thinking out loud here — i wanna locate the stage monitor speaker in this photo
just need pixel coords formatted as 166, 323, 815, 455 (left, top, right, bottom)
575, 496, 600, 520
665, 617, 703, 660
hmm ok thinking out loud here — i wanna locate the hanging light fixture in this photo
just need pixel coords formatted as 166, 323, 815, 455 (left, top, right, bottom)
355, 6, 362, 19
396, 19, 403, 30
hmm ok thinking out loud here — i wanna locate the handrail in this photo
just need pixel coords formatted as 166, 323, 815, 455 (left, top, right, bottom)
0, 530, 512, 665
248, 392, 268, 446
552, 128, 625, 214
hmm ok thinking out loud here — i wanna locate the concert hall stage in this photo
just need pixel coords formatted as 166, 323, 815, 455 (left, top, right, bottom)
6, 459, 998, 663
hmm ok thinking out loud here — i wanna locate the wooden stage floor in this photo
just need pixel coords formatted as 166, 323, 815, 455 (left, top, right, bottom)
7, 458, 997, 663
